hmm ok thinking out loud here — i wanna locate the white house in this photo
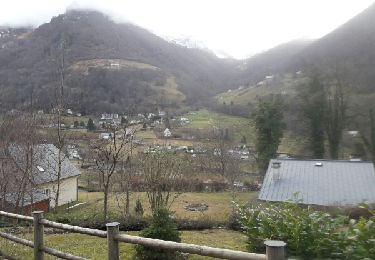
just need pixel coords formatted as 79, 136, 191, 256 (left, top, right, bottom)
163, 128, 172, 138
8, 144, 81, 209
101, 113, 119, 120
347, 130, 359, 137
99, 133, 111, 140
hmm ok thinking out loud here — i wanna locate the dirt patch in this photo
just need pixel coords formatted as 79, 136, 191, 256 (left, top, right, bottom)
184, 203, 209, 212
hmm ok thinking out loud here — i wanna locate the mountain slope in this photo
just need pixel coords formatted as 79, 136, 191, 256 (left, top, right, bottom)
295, 3, 375, 91
239, 39, 314, 85
0, 10, 236, 113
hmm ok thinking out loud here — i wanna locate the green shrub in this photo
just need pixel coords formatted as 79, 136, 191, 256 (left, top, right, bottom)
134, 199, 144, 217
135, 208, 181, 260
237, 201, 375, 259
343, 205, 375, 259
173, 216, 216, 230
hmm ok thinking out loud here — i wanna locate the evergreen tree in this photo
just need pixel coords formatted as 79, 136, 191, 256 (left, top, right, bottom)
300, 75, 326, 158
164, 116, 171, 129
134, 198, 144, 216
253, 96, 285, 174
86, 118, 95, 131
361, 109, 375, 163
135, 208, 181, 260
325, 79, 346, 159
121, 116, 128, 125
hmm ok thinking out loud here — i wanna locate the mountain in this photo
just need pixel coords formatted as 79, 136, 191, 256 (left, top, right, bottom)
239, 39, 314, 85
0, 10, 237, 114
295, 3, 375, 92
165, 36, 234, 59
165, 36, 209, 50
239, 3, 375, 93
216, 2, 375, 136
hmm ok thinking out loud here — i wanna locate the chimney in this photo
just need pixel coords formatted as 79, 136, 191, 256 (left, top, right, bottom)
271, 161, 281, 180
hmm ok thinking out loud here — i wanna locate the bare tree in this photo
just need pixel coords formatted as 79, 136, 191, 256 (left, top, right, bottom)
114, 126, 137, 217
210, 133, 240, 208
139, 151, 185, 212
93, 125, 128, 219
0, 157, 11, 210
1, 113, 40, 213
48, 37, 69, 209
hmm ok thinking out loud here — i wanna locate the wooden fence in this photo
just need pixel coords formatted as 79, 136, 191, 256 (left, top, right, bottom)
0, 210, 286, 260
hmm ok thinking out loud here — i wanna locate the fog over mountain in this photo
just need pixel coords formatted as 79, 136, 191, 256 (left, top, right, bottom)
0, 10, 238, 113
0, 0, 373, 58
1, 2, 375, 114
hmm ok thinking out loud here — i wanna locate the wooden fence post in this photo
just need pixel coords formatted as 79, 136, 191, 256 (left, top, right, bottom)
106, 222, 120, 260
264, 240, 286, 260
32, 211, 44, 260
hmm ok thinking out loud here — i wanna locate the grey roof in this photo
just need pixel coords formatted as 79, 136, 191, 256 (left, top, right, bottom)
9, 144, 81, 185
259, 159, 375, 206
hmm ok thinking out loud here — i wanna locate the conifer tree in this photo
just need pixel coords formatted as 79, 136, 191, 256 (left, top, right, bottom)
253, 96, 285, 174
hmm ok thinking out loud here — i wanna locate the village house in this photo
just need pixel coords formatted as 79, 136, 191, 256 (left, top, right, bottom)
163, 128, 172, 138
66, 108, 73, 115
99, 132, 111, 140
1, 144, 81, 212
101, 113, 119, 120
1, 191, 50, 215
259, 159, 375, 207
99, 113, 121, 125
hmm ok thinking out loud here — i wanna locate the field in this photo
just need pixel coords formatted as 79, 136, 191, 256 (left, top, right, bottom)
0, 191, 255, 259
50, 191, 258, 222
0, 229, 248, 260
185, 109, 254, 144
184, 109, 307, 155
216, 74, 307, 107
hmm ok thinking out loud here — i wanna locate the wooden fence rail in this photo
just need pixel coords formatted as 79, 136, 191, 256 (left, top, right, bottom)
0, 210, 286, 260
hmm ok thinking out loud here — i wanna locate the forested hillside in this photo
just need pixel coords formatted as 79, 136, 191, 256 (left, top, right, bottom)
0, 10, 238, 113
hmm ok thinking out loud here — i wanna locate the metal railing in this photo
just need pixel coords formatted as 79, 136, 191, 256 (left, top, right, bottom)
0, 210, 286, 260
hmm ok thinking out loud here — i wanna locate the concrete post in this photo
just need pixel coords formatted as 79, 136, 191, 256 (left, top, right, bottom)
32, 211, 44, 260
107, 222, 120, 260
264, 240, 286, 260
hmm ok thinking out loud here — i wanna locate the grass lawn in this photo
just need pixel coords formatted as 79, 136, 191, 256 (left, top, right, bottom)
185, 109, 254, 144
136, 129, 157, 139
184, 110, 308, 156
62, 115, 90, 126
215, 74, 307, 107
0, 229, 248, 260
53, 191, 258, 222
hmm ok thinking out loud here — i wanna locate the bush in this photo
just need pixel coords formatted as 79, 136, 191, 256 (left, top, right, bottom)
135, 208, 182, 260
174, 217, 216, 230
237, 201, 375, 259
118, 216, 148, 231
343, 204, 375, 259
134, 199, 144, 217
227, 212, 242, 231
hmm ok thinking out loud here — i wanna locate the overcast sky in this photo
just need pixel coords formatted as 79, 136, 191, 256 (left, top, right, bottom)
0, 0, 374, 58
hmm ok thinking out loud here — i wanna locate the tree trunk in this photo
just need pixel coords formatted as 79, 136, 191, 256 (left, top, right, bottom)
125, 188, 130, 216
55, 148, 62, 210
104, 185, 109, 220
